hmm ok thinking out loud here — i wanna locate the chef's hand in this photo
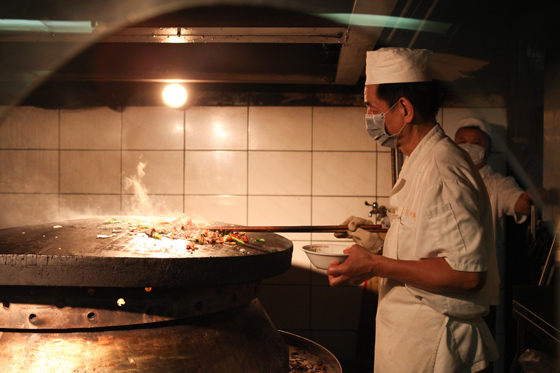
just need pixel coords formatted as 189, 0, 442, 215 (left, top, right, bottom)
327, 244, 380, 286
334, 216, 383, 253
515, 187, 550, 215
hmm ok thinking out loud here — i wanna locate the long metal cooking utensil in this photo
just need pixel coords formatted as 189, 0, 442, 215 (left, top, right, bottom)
198, 225, 387, 233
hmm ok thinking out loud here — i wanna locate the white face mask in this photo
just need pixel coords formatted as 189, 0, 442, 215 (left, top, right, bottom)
365, 101, 406, 148
458, 143, 485, 166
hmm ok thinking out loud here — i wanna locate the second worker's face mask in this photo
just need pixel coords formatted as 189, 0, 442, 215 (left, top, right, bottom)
458, 143, 486, 166
365, 101, 406, 148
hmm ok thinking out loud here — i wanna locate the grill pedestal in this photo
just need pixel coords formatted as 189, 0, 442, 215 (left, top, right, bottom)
0, 299, 287, 372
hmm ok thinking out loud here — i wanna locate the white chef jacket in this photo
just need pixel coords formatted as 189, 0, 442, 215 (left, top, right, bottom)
375, 125, 499, 373
480, 164, 526, 306
479, 164, 526, 248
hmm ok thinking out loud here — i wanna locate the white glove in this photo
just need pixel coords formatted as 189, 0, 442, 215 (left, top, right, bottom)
348, 228, 383, 254
334, 216, 357, 238
335, 216, 383, 253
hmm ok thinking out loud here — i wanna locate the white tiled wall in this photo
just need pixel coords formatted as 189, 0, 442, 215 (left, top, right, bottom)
249, 106, 312, 150
0, 104, 507, 363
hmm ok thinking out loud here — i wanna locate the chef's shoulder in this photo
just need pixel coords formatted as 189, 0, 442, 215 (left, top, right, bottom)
429, 137, 482, 184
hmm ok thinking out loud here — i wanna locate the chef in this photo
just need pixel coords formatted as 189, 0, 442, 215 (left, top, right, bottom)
454, 116, 548, 245
453, 117, 549, 341
328, 48, 499, 372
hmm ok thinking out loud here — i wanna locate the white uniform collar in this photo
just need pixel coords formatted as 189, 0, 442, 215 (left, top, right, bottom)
398, 124, 444, 181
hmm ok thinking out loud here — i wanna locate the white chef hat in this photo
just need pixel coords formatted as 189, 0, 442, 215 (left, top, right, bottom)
365, 48, 433, 85
455, 117, 490, 137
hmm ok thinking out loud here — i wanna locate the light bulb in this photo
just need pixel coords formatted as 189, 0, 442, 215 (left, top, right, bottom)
162, 84, 187, 108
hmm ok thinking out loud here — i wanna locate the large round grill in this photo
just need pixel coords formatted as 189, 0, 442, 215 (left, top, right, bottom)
0, 217, 293, 372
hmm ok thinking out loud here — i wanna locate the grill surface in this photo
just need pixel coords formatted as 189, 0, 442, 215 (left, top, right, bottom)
0, 216, 292, 287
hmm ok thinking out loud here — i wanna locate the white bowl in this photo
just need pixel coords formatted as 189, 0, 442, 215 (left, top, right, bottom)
302, 244, 350, 270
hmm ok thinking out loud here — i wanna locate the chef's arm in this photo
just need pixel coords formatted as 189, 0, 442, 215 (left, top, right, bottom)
376, 256, 486, 293
328, 247, 485, 293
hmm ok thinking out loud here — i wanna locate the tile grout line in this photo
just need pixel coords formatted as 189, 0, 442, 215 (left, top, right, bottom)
120, 110, 123, 214
246, 98, 250, 225
57, 109, 61, 218
309, 102, 314, 334
183, 108, 186, 215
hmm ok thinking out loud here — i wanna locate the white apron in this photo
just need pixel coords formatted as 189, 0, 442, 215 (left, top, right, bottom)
375, 221, 496, 373
375, 202, 447, 372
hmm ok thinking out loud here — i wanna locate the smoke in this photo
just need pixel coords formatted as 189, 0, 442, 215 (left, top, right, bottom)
124, 161, 154, 215
122, 161, 204, 222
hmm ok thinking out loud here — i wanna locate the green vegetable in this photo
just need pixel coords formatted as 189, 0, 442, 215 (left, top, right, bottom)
231, 236, 245, 245
256, 238, 265, 243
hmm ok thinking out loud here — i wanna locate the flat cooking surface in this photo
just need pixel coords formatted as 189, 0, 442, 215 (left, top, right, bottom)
0, 217, 292, 287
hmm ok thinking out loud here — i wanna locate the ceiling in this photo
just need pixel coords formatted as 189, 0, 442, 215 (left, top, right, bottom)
0, 0, 553, 108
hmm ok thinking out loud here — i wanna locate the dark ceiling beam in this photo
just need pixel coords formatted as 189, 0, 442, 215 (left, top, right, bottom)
33, 72, 334, 84
0, 27, 347, 44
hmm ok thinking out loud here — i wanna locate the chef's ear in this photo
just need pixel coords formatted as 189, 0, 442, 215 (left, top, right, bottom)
399, 97, 414, 123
